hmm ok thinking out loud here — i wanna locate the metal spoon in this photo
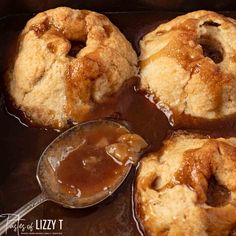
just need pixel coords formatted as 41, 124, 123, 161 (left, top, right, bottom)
0, 119, 136, 235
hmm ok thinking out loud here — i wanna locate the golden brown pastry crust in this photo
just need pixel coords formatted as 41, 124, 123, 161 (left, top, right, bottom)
140, 10, 236, 127
7, 7, 137, 128
135, 131, 236, 236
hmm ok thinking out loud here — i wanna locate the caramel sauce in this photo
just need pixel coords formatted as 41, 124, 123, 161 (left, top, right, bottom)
82, 77, 170, 151
56, 123, 129, 198
0, 12, 236, 236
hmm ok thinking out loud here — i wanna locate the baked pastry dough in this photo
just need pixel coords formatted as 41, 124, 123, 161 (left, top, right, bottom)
135, 132, 236, 235
140, 11, 236, 126
7, 7, 137, 128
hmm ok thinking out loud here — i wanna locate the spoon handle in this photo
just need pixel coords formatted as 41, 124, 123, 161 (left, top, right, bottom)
0, 193, 47, 236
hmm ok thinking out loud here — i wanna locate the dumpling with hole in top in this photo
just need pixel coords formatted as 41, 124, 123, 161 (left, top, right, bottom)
6, 7, 137, 129
135, 131, 236, 236
139, 10, 236, 127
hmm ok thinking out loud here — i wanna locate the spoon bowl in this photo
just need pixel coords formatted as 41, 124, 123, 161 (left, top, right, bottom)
37, 119, 132, 208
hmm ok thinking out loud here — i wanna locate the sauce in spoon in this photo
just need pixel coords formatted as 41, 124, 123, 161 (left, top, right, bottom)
37, 119, 147, 208
56, 122, 131, 199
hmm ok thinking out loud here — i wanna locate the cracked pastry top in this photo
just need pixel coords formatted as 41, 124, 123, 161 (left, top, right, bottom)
6, 7, 137, 129
135, 131, 236, 236
139, 10, 236, 126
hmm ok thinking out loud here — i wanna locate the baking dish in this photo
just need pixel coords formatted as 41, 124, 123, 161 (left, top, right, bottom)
0, 1, 236, 235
